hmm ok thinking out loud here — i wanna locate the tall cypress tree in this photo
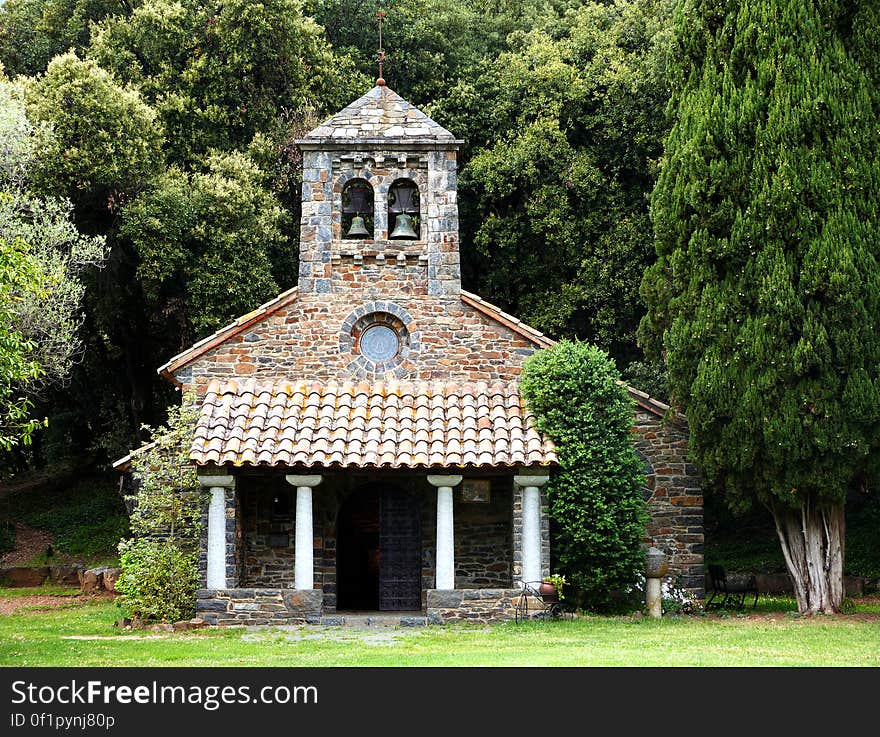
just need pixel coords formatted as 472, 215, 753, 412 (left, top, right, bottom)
640, 0, 880, 613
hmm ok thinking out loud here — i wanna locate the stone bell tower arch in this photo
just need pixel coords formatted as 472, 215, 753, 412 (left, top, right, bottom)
295, 85, 463, 298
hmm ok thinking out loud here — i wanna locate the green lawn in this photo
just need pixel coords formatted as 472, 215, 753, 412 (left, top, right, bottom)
1, 593, 878, 667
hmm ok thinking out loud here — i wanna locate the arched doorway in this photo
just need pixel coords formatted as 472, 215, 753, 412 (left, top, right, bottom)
336, 484, 421, 611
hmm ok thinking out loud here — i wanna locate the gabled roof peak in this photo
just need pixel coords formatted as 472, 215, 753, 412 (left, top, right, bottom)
300, 85, 457, 143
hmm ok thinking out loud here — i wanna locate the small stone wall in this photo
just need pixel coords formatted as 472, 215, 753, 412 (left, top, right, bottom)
195, 588, 323, 626
426, 588, 542, 624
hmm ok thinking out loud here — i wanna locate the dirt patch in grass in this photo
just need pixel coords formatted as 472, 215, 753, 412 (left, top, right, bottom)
1, 523, 54, 565
0, 592, 113, 615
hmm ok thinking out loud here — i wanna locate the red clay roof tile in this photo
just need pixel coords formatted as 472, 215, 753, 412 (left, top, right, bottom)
190, 379, 557, 469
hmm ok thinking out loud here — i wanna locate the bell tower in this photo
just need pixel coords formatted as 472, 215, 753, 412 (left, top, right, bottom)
295, 84, 463, 298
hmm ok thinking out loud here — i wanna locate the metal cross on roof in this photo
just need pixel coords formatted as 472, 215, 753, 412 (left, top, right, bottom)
376, 10, 387, 86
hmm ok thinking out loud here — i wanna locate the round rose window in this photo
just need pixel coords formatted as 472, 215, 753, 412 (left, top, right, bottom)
359, 324, 400, 362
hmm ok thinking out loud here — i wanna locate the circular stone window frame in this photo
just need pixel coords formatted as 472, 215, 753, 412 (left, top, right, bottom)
339, 302, 421, 379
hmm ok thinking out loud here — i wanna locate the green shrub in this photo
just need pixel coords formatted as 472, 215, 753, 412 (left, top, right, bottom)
521, 340, 648, 612
116, 538, 199, 622
116, 399, 203, 622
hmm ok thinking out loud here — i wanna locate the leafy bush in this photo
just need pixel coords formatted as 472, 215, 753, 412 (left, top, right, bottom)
521, 340, 648, 612
116, 539, 199, 622
116, 399, 203, 622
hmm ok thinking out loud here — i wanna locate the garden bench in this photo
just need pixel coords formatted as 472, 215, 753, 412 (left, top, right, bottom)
706, 564, 759, 609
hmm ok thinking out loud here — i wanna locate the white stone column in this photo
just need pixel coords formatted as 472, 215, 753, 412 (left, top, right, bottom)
427, 475, 462, 590
197, 474, 236, 590
514, 473, 550, 588
286, 475, 323, 590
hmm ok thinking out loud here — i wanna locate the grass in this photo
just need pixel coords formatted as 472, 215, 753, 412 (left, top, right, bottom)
0, 592, 877, 667
0, 584, 82, 598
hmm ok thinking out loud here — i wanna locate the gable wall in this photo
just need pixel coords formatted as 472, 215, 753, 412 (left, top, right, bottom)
176, 293, 539, 395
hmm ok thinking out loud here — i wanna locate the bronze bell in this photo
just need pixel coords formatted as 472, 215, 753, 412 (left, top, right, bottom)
346, 215, 370, 238
390, 212, 418, 240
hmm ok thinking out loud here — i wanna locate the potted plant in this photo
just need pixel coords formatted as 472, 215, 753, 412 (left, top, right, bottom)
539, 573, 566, 603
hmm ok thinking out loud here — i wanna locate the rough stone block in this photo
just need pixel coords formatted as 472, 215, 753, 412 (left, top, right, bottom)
426, 589, 463, 608
195, 599, 229, 612
0, 566, 50, 587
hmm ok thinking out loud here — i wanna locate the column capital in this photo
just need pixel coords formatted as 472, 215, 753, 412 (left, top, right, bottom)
197, 472, 235, 489
427, 475, 462, 488
285, 474, 323, 488
513, 471, 550, 488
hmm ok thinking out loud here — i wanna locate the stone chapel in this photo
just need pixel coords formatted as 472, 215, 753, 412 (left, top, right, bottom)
116, 83, 704, 625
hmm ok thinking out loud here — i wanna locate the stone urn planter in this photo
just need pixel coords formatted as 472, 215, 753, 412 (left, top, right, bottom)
538, 581, 559, 603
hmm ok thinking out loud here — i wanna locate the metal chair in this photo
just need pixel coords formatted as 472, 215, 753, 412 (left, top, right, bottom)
706, 564, 758, 609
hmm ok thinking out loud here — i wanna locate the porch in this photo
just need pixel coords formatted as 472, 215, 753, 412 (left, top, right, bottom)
194, 468, 551, 625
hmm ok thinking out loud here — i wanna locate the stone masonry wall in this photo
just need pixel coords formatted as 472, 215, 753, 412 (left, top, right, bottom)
426, 588, 543, 624
453, 482, 512, 588
632, 409, 704, 597
179, 295, 539, 392
196, 588, 323, 626
298, 147, 460, 297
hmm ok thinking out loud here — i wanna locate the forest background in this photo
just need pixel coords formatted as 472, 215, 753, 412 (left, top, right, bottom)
1, 0, 878, 592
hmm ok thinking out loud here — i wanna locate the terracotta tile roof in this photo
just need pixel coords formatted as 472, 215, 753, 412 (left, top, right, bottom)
299, 86, 457, 143
190, 378, 558, 469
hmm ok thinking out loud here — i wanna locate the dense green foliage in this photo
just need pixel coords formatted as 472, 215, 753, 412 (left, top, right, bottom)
640, 0, 880, 612
88, 0, 364, 165
0, 0, 676, 470
0, 236, 45, 450
25, 53, 164, 211
0, 0, 124, 76
448, 1, 673, 360
120, 153, 286, 335
116, 400, 202, 622
116, 539, 200, 622
520, 341, 647, 612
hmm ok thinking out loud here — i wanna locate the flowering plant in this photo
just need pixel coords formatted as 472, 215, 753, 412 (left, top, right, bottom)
544, 573, 567, 600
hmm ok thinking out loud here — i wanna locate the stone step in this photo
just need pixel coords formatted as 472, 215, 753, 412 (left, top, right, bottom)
318, 614, 427, 628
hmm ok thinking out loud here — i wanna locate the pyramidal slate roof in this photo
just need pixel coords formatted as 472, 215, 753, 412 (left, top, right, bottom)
301, 85, 457, 142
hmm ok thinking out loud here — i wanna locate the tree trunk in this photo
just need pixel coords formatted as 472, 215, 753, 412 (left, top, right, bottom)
770, 500, 845, 614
